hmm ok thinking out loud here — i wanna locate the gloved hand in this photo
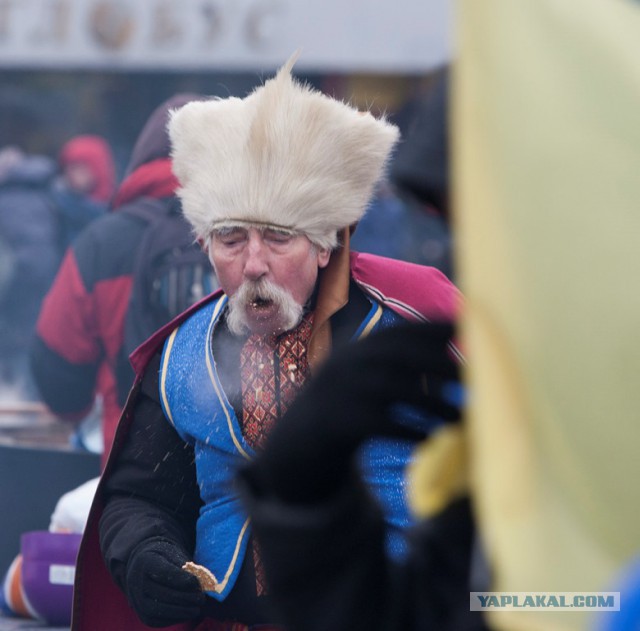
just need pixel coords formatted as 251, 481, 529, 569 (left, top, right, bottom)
124, 537, 206, 627
245, 321, 461, 504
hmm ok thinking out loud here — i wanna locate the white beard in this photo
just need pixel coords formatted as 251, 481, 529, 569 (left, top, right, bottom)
226, 278, 303, 336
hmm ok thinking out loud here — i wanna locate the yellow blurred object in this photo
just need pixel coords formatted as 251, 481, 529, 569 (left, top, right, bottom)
408, 424, 468, 518
454, 1, 640, 629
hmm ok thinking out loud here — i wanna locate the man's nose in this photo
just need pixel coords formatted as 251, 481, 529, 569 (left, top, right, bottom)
242, 232, 269, 280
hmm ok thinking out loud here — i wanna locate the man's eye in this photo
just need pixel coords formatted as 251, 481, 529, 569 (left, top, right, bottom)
264, 230, 293, 244
216, 230, 247, 245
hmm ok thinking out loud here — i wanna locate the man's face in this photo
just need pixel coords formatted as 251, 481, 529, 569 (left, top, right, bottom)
64, 162, 96, 196
207, 226, 330, 336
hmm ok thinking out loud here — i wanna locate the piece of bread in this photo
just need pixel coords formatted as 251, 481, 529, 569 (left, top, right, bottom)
182, 561, 218, 591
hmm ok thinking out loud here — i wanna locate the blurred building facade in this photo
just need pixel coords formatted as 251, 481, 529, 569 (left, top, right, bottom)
0, 0, 451, 176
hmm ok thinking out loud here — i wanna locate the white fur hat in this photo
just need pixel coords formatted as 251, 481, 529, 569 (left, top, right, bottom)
168, 54, 400, 250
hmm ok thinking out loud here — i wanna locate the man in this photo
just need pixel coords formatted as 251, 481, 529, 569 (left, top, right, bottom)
30, 93, 209, 464
71, 56, 460, 631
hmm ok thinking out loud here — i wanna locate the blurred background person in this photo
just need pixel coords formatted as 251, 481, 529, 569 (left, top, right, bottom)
349, 68, 453, 278
0, 145, 59, 401
30, 93, 215, 466
391, 67, 450, 221
52, 134, 116, 249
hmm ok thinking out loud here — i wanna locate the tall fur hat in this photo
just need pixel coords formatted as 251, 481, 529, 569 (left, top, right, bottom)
168, 53, 400, 250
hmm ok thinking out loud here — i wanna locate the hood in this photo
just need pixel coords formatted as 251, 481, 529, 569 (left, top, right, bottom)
123, 93, 206, 178
59, 135, 116, 203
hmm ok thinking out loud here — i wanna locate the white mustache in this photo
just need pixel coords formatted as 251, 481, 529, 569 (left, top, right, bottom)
226, 278, 303, 336
238, 278, 289, 305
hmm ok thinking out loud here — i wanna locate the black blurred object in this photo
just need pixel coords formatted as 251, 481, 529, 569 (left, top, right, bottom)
0, 443, 100, 575
391, 67, 450, 218
243, 322, 460, 505
123, 537, 205, 628
238, 322, 487, 631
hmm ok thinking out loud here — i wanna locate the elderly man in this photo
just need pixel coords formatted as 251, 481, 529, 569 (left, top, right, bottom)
71, 56, 460, 631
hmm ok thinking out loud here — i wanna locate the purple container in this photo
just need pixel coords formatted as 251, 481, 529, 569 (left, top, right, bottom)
20, 530, 82, 626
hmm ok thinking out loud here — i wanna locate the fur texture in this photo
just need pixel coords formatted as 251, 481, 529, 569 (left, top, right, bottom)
169, 54, 400, 249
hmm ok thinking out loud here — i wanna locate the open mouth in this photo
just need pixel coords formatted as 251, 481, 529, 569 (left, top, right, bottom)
249, 297, 273, 310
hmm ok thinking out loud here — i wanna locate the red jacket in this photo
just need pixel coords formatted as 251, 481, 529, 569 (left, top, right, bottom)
31, 94, 203, 467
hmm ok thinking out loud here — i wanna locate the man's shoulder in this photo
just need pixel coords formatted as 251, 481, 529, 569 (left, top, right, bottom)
67, 210, 145, 291
350, 251, 453, 282
130, 289, 225, 376
71, 206, 145, 263
72, 198, 178, 286
350, 251, 460, 322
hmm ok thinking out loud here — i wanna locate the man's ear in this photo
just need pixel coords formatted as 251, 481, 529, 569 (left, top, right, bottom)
317, 247, 331, 269
197, 237, 206, 252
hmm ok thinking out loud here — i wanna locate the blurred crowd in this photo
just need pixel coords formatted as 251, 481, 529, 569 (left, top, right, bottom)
0, 134, 115, 402
0, 66, 452, 439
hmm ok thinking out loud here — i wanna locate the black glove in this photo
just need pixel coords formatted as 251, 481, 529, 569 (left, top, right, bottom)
245, 321, 461, 504
124, 537, 206, 627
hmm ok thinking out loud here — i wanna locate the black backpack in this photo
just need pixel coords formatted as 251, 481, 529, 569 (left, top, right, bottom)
122, 196, 219, 354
